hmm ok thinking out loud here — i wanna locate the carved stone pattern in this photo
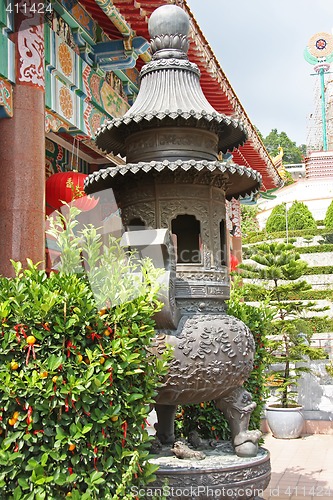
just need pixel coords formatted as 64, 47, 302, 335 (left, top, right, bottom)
177, 299, 227, 314
156, 183, 210, 201
120, 185, 155, 205
175, 282, 229, 300
151, 452, 271, 491
121, 201, 156, 228
155, 314, 255, 395
212, 202, 227, 268
150, 34, 190, 56
177, 270, 228, 283
159, 199, 210, 250
155, 169, 229, 189
231, 198, 242, 238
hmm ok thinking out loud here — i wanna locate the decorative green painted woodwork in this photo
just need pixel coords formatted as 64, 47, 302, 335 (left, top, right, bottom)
95, 0, 134, 38
45, 136, 89, 177
45, 23, 130, 137
0, 2, 14, 118
53, 0, 98, 45
0, 77, 13, 118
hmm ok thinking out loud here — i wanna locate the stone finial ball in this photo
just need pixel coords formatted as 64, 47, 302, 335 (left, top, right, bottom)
148, 4, 190, 39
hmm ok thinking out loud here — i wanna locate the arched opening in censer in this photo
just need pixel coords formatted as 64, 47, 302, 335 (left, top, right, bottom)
171, 214, 201, 264
219, 219, 227, 266
127, 217, 146, 230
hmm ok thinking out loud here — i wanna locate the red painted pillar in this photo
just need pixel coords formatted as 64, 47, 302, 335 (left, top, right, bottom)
0, 6, 45, 276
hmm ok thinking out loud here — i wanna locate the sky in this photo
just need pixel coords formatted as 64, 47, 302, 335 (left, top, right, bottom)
186, 0, 333, 146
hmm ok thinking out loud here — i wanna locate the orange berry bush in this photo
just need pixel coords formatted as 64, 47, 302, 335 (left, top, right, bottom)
0, 208, 169, 499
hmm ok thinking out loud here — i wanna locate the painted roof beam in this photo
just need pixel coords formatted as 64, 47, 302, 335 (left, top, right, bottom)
93, 36, 150, 70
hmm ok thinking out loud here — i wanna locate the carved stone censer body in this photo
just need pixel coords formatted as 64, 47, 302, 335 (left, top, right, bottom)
85, 3, 269, 488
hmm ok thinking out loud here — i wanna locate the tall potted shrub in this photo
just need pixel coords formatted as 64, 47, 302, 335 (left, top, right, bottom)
239, 242, 328, 438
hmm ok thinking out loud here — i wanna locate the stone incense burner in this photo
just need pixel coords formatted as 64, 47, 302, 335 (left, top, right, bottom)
85, 4, 264, 460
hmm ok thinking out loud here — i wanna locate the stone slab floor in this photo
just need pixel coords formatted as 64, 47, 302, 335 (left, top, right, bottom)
263, 433, 333, 500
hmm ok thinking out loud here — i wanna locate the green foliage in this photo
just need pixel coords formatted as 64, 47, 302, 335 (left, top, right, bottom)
0, 208, 170, 499
240, 205, 259, 237
287, 201, 316, 231
324, 200, 333, 229
262, 128, 305, 164
265, 202, 316, 235
297, 244, 333, 254
303, 265, 333, 275
239, 242, 328, 407
319, 233, 333, 245
265, 204, 287, 233
177, 277, 271, 441
243, 227, 329, 244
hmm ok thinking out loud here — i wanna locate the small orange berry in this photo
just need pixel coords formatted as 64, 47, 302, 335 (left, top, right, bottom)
77, 354, 83, 363
52, 376, 58, 383
103, 329, 111, 336
10, 361, 19, 371
13, 412, 20, 420
84, 357, 90, 365
111, 415, 119, 422
40, 371, 48, 378
100, 357, 105, 365
68, 444, 76, 451
99, 308, 107, 316
8, 418, 16, 426
26, 335, 36, 345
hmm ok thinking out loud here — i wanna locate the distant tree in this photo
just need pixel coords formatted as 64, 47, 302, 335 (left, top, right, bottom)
324, 200, 333, 229
288, 201, 316, 231
265, 203, 287, 233
240, 204, 259, 236
262, 129, 305, 164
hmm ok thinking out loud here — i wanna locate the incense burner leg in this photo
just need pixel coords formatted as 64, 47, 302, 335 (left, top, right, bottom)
154, 404, 178, 445
215, 387, 261, 457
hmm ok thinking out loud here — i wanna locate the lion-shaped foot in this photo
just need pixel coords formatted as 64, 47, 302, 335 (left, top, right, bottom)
234, 430, 262, 457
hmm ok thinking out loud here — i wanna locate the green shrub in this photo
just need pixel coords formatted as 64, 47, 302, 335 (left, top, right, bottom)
324, 200, 333, 229
0, 208, 169, 499
297, 244, 333, 254
303, 266, 333, 275
287, 201, 317, 231
265, 204, 287, 233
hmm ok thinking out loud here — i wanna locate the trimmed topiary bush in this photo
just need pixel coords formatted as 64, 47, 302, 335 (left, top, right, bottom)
324, 200, 333, 229
265, 204, 287, 233
287, 201, 316, 231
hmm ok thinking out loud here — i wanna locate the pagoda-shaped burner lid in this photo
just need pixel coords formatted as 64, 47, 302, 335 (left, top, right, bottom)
95, 4, 248, 159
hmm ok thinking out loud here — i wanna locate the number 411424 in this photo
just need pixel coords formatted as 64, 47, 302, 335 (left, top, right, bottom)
6, 2, 53, 13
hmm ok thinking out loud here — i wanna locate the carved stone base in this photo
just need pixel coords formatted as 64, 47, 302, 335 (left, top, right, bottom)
147, 442, 270, 499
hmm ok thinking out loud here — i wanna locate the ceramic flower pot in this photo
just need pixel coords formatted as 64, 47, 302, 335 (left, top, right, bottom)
266, 405, 304, 439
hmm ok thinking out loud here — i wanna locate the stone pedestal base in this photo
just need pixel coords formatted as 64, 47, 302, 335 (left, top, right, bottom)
148, 442, 270, 499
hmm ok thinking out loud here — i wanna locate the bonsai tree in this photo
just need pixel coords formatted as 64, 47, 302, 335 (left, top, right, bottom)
239, 242, 328, 407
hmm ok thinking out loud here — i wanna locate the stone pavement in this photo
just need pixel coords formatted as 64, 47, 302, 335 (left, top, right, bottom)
263, 433, 333, 500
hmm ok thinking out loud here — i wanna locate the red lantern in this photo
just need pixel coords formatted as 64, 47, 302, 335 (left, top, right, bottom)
46, 172, 98, 212
230, 253, 239, 272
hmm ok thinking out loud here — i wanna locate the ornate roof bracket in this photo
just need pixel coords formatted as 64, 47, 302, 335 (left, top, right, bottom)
93, 36, 150, 70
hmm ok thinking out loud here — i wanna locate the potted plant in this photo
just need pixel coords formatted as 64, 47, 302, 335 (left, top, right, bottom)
239, 242, 328, 438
